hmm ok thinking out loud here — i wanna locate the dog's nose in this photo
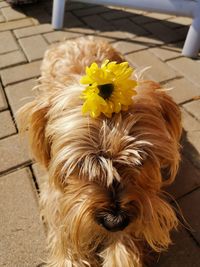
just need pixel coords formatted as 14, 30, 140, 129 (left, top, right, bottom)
96, 211, 130, 232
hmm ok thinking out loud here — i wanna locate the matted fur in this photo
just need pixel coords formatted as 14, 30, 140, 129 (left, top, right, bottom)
18, 37, 182, 267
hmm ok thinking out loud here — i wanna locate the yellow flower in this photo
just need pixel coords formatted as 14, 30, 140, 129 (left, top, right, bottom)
80, 60, 137, 118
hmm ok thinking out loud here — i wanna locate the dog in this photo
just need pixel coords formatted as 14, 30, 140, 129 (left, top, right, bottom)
18, 37, 182, 267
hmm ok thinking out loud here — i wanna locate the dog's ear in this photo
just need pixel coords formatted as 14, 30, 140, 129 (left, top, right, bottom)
138, 81, 182, 183
158, 91, 182, 184
17, 100, 51, 168
153, 82, 182, 183
139, 81, 182, 142
156, 88, 182, 143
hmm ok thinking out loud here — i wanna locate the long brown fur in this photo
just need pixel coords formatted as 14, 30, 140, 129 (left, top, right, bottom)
18, 37, 182, 267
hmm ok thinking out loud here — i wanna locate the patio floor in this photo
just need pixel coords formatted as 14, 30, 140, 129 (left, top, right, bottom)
0, 0, 200, 266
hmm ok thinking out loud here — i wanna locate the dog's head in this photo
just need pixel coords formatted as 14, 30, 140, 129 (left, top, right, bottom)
18, 39, 182, 261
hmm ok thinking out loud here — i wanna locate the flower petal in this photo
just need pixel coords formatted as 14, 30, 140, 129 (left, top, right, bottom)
80, 75, 93, 84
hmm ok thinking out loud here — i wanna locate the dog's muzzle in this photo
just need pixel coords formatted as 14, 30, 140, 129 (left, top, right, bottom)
95, 210, 130, 232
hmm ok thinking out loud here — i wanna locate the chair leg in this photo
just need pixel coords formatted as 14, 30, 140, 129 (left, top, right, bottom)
52, 0, 66, 29
182, 15, 200, 58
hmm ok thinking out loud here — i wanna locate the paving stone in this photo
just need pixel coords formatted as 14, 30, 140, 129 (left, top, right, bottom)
32, 162, 47, 188
64, 12, 84, 28
123, 8, 145, 15
1, 6, 26, 21
109, 5, 129, 11
132, 35, 164, 47
0, 18, 34, 31
73, 5, 109, 16
163, 20, 185, 29
168, 57, 200, 87
168, 41, 185, 50
183, 99, 200, 120
0, 168, 46, 266
113, 40, 147, 54
0, 110, 16, 138
0, 134, 31, 174
154, 228, 200, 267
44, 30, 82, 44
132, 14, 157, 25
101, 9, 133, 20
19, 35, 48, 62
145, 12, 173, 20
0, 60, 41, 86
66, 27, 95, 35
82, 14, 115, 31
178, 189, 200, 244
14, 23, 53, 38
166, 156, 200, 200
182, 109, 200, 133
0, 50, 26, 69
176, 26, 191, 41
5, 78, 36, 118
67, 1, 87, 10
165, 78, 200, 104
0, 14, 5, 23
127, 50, 177, 82
0, 31, 18, 54
149, 45, 181, 61
173, 27, 189, 41
0, 0, 9, 8
25, 7, 51, 25
0, 84, 7, 111
94, 35, 115, 43
181, 109, 200, 167
99, 30, 134, 40
111, 18, 149, 37
167, 16, 192, 27
144, 22, 184, 43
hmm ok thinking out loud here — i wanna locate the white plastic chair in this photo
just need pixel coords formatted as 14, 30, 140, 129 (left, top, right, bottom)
52, 0, 200, 58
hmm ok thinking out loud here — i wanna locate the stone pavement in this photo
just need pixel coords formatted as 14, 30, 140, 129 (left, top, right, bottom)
0, 0, 199, 266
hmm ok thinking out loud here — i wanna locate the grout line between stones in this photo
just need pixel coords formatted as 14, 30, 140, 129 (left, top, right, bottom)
185, 228, 200, 247
0, 160, 32, 178
0, 48, 19, 57
175, 186, 200, 202
159, 75, 183, 86
71, 10, 91, 28
0, 18, 36, 33
11, 28, 30, 62
182, 106, 200, 122
179, 98, 200, 106
0, 131, 17, 141
29, 164, 40, 194
0, 78, 18, 132
3, 74, 40, 87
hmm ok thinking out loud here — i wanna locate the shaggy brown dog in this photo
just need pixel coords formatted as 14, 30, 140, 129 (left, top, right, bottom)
18, 37, 182, 267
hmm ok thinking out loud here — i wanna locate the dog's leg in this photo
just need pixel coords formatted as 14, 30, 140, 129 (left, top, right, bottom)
44, 227, 75, 267
40, 183, 94, 267
39, 183, 73, 267
100, 239, 142, 267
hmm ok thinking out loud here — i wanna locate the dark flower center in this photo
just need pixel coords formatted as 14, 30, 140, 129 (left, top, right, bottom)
98, 83, 114, 100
